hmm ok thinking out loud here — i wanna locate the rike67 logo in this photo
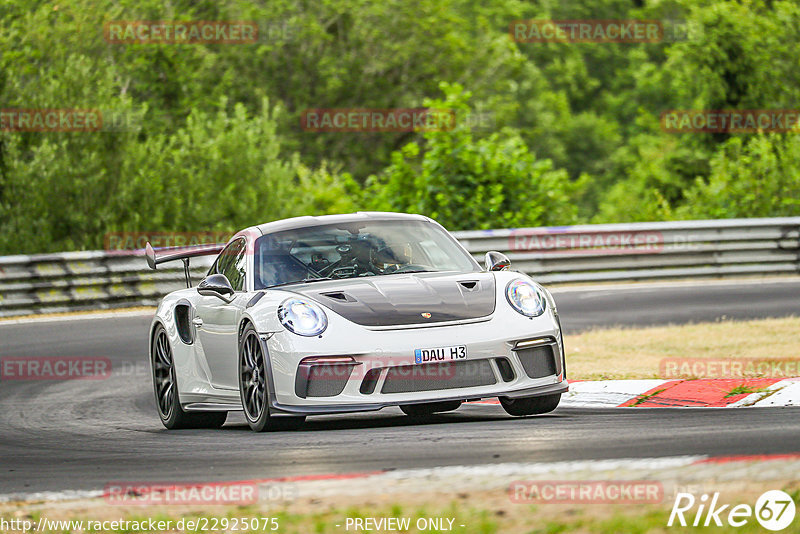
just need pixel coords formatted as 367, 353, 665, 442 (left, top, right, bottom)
669, 490, 796, 531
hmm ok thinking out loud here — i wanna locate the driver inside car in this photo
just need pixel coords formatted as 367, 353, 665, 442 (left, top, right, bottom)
371, 243, 412, 273
349, 239, 383, 276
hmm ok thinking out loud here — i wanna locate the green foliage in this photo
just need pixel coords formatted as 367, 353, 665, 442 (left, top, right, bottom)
364, 84, 582, 230
0, 98, 357, 253
678, 134, 800, 219
1, 0, 800, 254
590, 0, 800, 221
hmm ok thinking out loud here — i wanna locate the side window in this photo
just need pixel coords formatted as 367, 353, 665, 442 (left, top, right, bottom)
216, 238, 247, 291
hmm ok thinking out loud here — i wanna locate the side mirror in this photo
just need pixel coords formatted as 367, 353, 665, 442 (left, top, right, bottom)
197, 274, 235, 303
485, 251, 511, 272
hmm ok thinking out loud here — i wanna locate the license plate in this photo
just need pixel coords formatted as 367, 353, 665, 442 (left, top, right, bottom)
414, 345, 467, 364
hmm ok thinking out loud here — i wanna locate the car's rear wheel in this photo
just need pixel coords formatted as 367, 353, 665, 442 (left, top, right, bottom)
400, 400, 462, 416
499, 393, 561, 416
151, 325, 227, 429
239, 324, 305, 432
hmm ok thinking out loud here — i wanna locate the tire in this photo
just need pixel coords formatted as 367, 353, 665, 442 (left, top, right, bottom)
499, 393, 561, 416
151, 324, 227, 429
238, 324, 306, 432
400, 400, 462, 416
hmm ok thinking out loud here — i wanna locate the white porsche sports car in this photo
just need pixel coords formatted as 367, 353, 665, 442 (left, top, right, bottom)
146, 212, 567, 431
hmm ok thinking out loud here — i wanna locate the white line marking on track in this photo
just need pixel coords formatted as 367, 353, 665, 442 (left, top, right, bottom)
0, 309, 155, 326
549, 276, 800, 294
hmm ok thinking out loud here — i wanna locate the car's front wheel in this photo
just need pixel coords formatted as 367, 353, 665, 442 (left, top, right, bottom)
400, 400, 462, 416
151, 325, 227, 429
239, 324, 305, 432
499, 393, 561, 416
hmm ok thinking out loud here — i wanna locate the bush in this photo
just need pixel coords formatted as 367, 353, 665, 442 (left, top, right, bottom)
0, 98, 357, 253
364, 83, 583, 230
678, 134, 800, 219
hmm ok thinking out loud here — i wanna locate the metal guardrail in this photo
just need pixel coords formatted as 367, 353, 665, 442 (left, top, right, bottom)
0, 252, 214, 317
0, 217, 798, 317
455, 217, 800, 284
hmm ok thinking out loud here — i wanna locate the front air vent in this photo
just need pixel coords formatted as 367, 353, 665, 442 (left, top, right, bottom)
295, 363, 355, 398
458, 280, 478, 290
321, 291, 355, 302
381, 360, 496, 393
495, 358, 515, 382
516, 345, 558, 379
360, 368, 381, 394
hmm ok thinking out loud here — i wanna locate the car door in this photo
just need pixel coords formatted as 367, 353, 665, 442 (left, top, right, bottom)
194, 237, 248, 391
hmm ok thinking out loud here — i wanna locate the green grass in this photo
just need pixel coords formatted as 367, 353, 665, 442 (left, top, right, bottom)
628, 388, 667, 406
566, 317, 800, 380
724, 385, 768, 398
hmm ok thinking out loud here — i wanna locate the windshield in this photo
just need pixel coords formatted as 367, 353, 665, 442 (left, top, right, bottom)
253, 219, 479, 289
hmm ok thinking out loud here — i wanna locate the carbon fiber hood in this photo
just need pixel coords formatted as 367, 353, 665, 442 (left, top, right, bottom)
290, 272, 496, 327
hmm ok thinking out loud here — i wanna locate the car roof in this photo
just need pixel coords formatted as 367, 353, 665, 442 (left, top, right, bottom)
251, 211, 432, 236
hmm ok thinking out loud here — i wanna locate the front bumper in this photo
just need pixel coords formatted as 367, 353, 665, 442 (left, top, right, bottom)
265, 303, 567, 416
270, 381, 569, 416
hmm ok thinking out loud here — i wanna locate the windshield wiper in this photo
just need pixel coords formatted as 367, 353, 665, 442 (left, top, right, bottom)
269, 277, 332, 288
384, 269, 435, 275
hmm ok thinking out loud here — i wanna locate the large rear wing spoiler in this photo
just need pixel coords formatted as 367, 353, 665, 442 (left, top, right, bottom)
145, 242, 225, 288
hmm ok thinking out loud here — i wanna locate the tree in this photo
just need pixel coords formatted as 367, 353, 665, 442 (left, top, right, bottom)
365, 83, 582, 230
678, 134, 800, 219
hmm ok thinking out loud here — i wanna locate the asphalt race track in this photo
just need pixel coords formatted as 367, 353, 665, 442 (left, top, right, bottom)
1, 279, 798, 496
552, 277, 800, 333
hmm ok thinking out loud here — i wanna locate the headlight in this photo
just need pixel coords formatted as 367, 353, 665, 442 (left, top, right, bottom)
541, 286, 557, 313
505, 279, 547, 317
278, 298, 328, 336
